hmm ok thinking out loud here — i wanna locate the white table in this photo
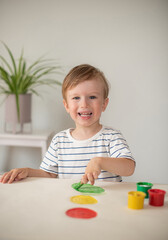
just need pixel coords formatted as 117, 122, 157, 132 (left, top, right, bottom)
0, 178, 167, 240
0, 132, 52, 158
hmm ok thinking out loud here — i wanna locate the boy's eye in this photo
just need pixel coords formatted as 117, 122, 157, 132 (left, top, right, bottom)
90, 96, 96, 99
73, 97, 80, 100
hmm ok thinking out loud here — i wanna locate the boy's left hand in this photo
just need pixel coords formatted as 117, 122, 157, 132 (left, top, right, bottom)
81, 157, 101, 185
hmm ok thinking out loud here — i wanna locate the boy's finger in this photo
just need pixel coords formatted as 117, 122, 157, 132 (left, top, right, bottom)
93, 171, 99, 179
8, 171, 19, 183
81, 174, 88, 184
87, 173, 95, 185
0, 173, 7, 183
2, 172, 12, 183
0, 173, 5, 182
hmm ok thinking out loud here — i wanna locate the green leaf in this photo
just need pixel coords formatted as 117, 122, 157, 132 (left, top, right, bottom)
0, 55, 14, 75
18, 49, 24, 77
15, 93, 20, 122
1, 42, 17, 76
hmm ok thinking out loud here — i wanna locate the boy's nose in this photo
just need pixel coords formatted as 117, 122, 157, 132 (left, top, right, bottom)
80, 97, 88, 107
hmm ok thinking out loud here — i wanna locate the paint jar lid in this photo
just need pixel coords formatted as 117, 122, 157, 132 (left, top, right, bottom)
136, 182, 153, 187
148, 189, 166, 195
128, 191, 146, 198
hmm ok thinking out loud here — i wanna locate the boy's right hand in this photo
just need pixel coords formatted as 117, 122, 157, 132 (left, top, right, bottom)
0, 168, 29, 184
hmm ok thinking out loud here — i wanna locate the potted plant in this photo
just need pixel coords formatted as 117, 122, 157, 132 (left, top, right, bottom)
0, 42, 62, 133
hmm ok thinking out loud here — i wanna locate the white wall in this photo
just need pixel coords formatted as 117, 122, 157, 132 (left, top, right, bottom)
0, 0, 168, 183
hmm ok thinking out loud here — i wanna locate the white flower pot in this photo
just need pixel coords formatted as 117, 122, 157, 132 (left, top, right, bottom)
4, 94, 32, 134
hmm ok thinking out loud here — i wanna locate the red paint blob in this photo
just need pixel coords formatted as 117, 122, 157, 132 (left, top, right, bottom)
66, 207, 97, 219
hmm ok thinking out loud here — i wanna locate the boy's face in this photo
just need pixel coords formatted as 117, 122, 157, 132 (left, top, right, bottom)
63, 78, 109, 129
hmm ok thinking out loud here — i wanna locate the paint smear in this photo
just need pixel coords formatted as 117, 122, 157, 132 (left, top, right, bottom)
70, 195, 98, 204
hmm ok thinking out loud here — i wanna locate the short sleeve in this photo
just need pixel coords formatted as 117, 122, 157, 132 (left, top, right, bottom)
109, 130, 134, 160
40, 136, 58, 174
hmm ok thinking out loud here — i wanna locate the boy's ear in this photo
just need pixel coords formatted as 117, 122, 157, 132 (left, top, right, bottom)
102, 98, 109, 112
63, 99, 70, 113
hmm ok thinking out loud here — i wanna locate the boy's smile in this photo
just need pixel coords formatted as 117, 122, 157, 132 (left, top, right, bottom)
78, 111, 92, 118
63, 78, 109, 136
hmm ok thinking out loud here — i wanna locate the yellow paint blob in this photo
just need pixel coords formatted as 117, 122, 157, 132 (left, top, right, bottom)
70, 195, 98, 204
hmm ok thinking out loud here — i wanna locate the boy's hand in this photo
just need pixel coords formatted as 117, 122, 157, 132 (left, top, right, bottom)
0, 168, 29, 184
81, 157, 101, 185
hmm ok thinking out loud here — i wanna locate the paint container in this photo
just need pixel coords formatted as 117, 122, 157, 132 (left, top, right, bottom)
148, 189, 166, 207
128, 191, 146, 210
136, 182, 153, 198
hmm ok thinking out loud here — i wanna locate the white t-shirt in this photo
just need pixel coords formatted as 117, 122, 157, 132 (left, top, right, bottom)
40, 126, 134, 181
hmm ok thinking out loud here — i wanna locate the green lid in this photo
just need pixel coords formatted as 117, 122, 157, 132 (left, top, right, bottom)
136, 182, 153, 187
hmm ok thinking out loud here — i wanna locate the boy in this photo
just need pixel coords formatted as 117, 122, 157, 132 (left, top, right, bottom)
0, 64, 135, 184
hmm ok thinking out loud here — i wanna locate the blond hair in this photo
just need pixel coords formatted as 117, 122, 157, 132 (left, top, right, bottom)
62, 64, 109, 100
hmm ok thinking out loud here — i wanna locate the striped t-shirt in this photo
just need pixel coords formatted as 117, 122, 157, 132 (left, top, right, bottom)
40, 126, 134, 182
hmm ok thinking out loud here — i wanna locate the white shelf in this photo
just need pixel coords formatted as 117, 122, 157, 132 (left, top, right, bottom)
0, 132, 52, 158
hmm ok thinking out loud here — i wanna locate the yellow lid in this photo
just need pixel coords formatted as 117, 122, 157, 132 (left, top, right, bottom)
128, 191, 146, 198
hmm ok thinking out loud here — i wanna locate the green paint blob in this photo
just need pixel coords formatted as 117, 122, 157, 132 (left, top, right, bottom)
72, 182, 105, 193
